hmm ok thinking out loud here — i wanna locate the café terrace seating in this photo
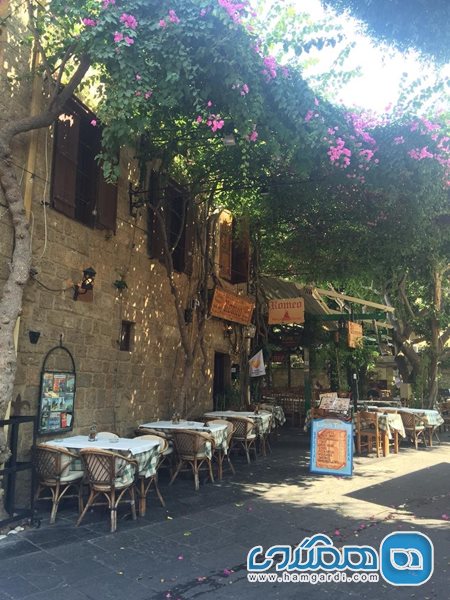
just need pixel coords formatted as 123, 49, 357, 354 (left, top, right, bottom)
76, 447, 138, 533
225, 415, 257, 464
33, 444, 84, 524
169, 429, 216, 491
204, 418, 236, 480
355, 411, 383, 457
134, 434, 166, 515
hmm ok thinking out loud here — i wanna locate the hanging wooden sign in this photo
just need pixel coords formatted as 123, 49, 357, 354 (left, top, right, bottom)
268, 298, 305, 324
348, 322, 363, 348
210, 287, 255, 325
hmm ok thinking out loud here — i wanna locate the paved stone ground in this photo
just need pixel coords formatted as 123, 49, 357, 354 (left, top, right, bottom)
0, 429, 449, 600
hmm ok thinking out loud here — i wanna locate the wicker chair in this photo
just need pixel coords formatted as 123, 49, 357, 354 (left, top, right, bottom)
400, 412, 426, 450
96, 432, 119, 440
33, 444, 84, 524
355, 411, 383, 457
205, 419, 236, 480
169, 430, 215, 491
225, 416, 257, 464
134, 434, 166, 516
76, 448, 138, 533
440, 401, 450, 432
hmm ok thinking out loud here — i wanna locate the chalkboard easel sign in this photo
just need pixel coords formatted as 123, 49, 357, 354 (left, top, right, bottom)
38, 340, 76, 435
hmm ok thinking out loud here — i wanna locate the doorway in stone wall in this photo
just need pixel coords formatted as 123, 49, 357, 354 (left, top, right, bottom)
213, 352, 231, 410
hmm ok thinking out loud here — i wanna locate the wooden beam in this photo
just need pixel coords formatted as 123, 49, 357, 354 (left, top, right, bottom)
314, 288, 395, 313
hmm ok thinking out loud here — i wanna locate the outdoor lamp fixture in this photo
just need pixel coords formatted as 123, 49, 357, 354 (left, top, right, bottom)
73, 266, 96, 300
223, 324, 234, 338
223, 133, 236, 146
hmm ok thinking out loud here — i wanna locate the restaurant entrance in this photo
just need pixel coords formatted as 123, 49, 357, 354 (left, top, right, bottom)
213, 352, 231, 410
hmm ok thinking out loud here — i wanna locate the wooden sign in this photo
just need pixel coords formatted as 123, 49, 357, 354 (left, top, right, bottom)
348, 321, 363, 348
268, 297, 305, 324
310, 419, 353, 476
210, 287, 255, 325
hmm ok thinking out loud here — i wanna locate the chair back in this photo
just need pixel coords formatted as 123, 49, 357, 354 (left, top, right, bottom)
96, 432, 119, 440
205, 419, 235, 445
225, 416, 254, 440
136, 427, 171, 440
400, 412, 424, 430
356, 411, 378, 433
80, 448, 132, 488
138, 434, 168, 453
171, 429, 214, 459
33, 444, 74, 481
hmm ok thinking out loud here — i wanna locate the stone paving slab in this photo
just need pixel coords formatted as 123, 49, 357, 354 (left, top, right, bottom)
0, 429, 449, 600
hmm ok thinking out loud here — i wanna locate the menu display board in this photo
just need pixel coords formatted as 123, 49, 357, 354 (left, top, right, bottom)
319, 395, 351, 414
310, 418, 353, 476
38, 370, 75, 434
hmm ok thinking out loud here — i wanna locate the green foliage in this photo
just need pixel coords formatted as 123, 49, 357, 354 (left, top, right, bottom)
320, 0, 450, 63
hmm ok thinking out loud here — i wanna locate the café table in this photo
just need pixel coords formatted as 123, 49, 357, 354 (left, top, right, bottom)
139, 420, 229, 455
203, 410, 272, 435
367, 407, 444, 446
259, 404, 287, 427
46, 435, 161, 479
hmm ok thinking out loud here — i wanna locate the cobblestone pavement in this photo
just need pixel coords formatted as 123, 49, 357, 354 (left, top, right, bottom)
0, 429, 449, 599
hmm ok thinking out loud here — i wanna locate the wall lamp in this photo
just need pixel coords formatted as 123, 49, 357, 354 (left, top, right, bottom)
223, 324, 234, 339
73, 267, 96, 300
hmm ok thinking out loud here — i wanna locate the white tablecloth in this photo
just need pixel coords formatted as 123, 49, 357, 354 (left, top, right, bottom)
46, 435, 160, 455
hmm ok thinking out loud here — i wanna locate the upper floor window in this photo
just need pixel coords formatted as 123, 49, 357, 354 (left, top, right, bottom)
51, 97, 117, 231
218, 211, 250, 284
147, 172, 195, 275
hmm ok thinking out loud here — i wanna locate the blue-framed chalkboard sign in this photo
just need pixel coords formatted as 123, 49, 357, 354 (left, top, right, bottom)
310, 418, 353, 477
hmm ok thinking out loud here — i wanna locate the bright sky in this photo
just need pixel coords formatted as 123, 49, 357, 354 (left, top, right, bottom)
255, 0, 449, 116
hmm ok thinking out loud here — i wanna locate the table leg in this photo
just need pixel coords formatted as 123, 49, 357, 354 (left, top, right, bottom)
428, 428, 433, 447
393, 431, 399, 454
382, 432, 389, 457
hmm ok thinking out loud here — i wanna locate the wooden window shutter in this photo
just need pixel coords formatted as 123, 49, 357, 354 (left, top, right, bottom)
232, 218, 250, 284
96, 173, 117, 232
183, 199, 195, 276
219, 211, 233, 280
51, 109, 80, 218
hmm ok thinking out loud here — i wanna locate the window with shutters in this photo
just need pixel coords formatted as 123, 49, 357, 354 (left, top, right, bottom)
147, 172, 194, 275
218, 212, 250, 284
51, 97, 117, 231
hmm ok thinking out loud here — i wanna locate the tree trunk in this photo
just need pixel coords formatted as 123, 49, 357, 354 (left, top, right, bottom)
427, 268, 443, 407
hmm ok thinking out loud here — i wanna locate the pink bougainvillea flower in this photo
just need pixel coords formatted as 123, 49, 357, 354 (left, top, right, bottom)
82, 18, 97, 27
124, 36, 134, 46
223, 569, 234, 576
304, 110, 314, 122
394, 136, 405, 144
135, 73, 142, 80
241, 83, 249, 95
113, 31, 123, 43
90, 119, 97, 127
200, 9, 207, 17
207, 100, 212, 107
334, 529, 341, 536
196, 116, 203, 123
314, 97, 319, 106
120, 13, 138, 29
159, 19, 167, 28
135, 91, 141, 96
102, 0, 115, 8
168, 10, 180, 24
144, 90, 153, 99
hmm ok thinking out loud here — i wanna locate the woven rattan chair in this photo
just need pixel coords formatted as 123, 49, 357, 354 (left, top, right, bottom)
440, 401, 450, 432
33, 444, 84, 524
226, 416, 257, 464
356, 411, 383, 457
205, 419, 236, 480
400, 412, 426, 450
76, 448, 137, 533
96, 432, 119, 440
134, 434, 166, 515
169, 430, 215, 491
